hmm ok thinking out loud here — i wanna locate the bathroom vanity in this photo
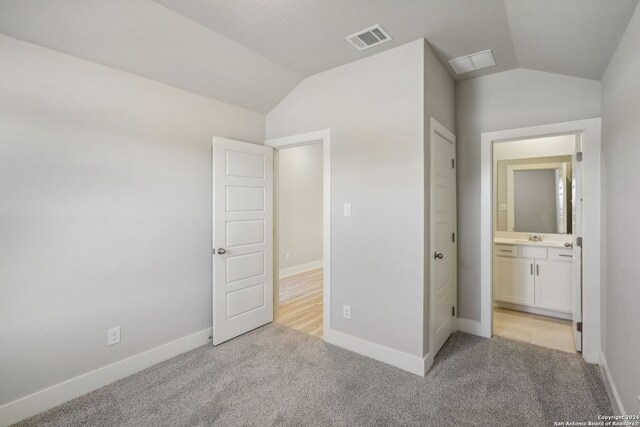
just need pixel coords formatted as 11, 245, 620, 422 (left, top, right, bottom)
493, 238, 574, 319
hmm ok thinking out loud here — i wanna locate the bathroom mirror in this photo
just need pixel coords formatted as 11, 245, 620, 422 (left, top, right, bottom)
496, 156, 572, 234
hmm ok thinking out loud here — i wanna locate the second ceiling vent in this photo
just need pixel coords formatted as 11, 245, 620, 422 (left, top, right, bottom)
449, 50, 497, 75
346, 25, 392, 51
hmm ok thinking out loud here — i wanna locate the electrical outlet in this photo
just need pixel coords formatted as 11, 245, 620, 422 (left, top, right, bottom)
343, 304, 351, 319
285, 252, 291, 261
108, 326, 121, 346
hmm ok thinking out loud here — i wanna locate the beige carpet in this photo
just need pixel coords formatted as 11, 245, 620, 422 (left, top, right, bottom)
15, 325, 612, 426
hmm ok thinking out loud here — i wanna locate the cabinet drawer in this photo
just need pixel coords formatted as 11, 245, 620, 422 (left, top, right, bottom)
495, 244, 517, 257
549, 248, 574, 262
520, 246, 547, 260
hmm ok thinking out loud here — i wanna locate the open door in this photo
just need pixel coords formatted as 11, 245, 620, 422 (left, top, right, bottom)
212, 137, 273, 345
571, 135, 583, 353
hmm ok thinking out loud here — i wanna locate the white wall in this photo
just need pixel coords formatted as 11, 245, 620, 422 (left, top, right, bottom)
601, 1, 640, 414
267, 40, 428, 357
278, 144, 323, 273
0, 35, 264, 407
422, 42, 456, 355
456, 68, 601, 321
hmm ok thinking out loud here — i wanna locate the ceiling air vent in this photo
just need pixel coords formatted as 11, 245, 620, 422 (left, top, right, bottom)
449, 50, 497, 75
346, 25, 392, 51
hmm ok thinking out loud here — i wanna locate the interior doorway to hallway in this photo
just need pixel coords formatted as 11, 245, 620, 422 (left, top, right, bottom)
274, 143, 323, 337
265, 130, 331, 340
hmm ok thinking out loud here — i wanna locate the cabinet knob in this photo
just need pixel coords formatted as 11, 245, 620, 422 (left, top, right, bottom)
434, 252, 444, 260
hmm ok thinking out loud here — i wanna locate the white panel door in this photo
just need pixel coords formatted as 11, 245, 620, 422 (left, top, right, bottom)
430, 122, 456, 356
534, 260, 572, 313
212, 137, 273, 345
572, 136, 583, 352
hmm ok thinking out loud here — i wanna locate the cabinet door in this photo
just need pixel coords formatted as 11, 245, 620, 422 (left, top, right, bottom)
494, 257, 535, 306
534, 260, 572, 313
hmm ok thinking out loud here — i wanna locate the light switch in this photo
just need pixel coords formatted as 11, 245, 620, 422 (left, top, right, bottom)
343, 203, 352, 217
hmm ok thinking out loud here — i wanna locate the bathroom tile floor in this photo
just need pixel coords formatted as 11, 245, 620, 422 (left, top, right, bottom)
493, 306, 576, 353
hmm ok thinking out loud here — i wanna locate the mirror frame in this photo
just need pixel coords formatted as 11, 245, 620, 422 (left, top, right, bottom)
506, 162, 569, 234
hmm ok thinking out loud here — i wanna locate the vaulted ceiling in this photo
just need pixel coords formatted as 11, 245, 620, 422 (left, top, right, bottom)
0, 0, 637, 114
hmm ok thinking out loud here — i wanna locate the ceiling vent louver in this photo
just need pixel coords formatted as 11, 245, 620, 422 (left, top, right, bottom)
449, 50, 497, 75
346, 25, 392, 51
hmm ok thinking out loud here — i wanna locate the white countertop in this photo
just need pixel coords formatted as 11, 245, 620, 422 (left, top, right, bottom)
493, 237, 571, 248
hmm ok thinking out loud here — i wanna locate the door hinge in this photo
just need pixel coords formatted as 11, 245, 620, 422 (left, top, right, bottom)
576, 151, 583, 162
452, 306, 456, 316
452, 158, 455, 169
577, 236, 583, 248
452, 232, 456, 242
576, 321, 583, 332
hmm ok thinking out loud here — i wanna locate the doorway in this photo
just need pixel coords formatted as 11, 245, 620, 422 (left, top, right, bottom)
274, 143, 323, 337
479, 118, 602, 363
491, 134, 577, 353
265, 130, 331, 339
211, 132, 330, 345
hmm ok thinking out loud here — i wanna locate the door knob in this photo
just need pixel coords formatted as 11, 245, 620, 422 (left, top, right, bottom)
434, 252, 444, 260
217, 248, 226, 255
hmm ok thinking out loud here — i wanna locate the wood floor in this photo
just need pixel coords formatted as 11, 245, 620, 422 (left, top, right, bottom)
493, 306, 576, 353
276, 268, 323, 338
276, 270, 574, 351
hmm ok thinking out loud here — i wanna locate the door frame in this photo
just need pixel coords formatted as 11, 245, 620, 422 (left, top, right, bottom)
265, 129, 331, 338
479, 118, 601, 363
429, 117, 457, 355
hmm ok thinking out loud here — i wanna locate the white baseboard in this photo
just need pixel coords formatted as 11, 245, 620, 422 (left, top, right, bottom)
456, 318, 487, 337
599, 350, 625, 415
279, 259, 323, 278
0, 328, 212, 427
323, 328, 428, 376
423, 351, 435, 375
494, 301, 572, 320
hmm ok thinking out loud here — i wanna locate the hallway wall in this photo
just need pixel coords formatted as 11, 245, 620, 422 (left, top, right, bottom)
600, 0, 640, 414
278, 143, 323, 274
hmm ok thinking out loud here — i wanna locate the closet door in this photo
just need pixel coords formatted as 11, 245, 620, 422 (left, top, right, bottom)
429, 118, 457, 357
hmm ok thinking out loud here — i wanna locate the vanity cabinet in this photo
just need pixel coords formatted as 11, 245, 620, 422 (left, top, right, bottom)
493, 244, 573, 317
494, 257, 535, 306
534, 260, 573, 312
